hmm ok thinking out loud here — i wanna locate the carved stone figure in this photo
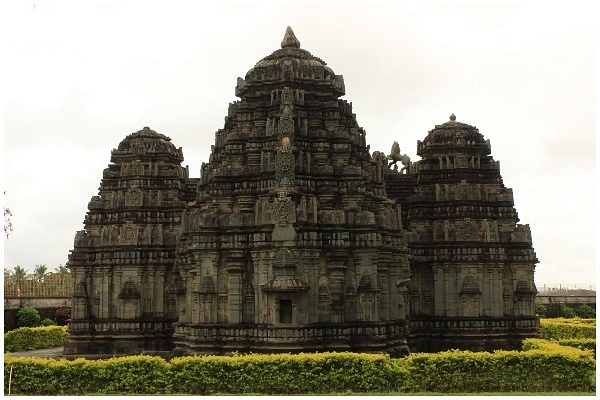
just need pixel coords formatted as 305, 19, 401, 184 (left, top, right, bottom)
387, 141, 411, 174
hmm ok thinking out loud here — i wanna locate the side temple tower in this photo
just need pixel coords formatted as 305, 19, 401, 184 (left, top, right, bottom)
64, 127, 196, 355
385, 114, 538, 351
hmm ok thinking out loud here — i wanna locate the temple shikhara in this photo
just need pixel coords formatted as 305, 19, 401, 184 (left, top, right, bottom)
64, 27, 538, 357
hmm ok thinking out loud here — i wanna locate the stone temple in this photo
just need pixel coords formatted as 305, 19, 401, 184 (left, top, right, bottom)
64, 27, 538, 357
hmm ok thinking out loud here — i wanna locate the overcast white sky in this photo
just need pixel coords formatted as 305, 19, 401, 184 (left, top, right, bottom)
2, 1, 597, 289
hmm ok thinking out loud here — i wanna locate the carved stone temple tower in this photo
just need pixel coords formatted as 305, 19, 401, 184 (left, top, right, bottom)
65, 27, 538, 357
172, 27, 411, 355
385, 114, 539, 351
64, 127, 197, 355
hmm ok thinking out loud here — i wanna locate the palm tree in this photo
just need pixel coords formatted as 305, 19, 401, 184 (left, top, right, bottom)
54, 264, 70, 275
4, 268, 14, 293
34, 264, 48, 283
52, 264, 72, 296
10, 265, 27, 296
33, 264, 49, 296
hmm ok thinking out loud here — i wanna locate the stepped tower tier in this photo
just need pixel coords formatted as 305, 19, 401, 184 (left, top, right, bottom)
384, 114, 539, 352
64, 126, 197, 356
173, 27, 411, 356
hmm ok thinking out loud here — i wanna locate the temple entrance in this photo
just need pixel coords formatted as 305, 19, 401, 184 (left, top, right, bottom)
279, 299, 293, 323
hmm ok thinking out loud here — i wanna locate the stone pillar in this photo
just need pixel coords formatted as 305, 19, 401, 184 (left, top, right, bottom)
147, 267, 156, 316
182, 269, 193, 323
136, 269, 144, 319
377, 270, 389, 321
226, 263, 244, 324
327, 264, 347, 323
432, 265, 444, 316
155, 268, 166, 317
190, 271, 199, 323
495, 267, 504, 317
114, 267, 122, 319
252, 250, 270, 324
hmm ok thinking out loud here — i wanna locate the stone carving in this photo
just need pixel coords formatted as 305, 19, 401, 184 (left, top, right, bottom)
498, 188, 514, 202
481, 219, 491, 242
456, 218, 478, 241
371, 151, 386, 182
317, 209, 346, 224
455, 181, 469, 200
387, 141, 411, 174
281, 86, 294, 107
278, 117, 294, 135
272, 191, 296, 226
455, 153, 468, 168
511, 224, 532, 243
125, 187, 143, 207
262, 197, 273, 224
296, 196, 307, 221
355, 210, 375, 225
275, 140, 295, 186
118, 221, 138, 245
129, 161, 144, 176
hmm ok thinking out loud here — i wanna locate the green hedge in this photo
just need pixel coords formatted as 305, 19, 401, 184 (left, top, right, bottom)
524, 338, 596, 359
4, 347, 595, 395
401, 345, 595, 393
4, 326, 68, 353
539, 318, 596, 340
173, 352, 399, 395
558, 338, 596, 355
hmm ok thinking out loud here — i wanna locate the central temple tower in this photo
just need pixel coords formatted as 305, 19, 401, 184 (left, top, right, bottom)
173, 27, 411, 355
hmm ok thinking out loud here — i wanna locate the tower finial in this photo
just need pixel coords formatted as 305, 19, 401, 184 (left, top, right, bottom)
281, 26, 300, 49
449, 113, 456, 121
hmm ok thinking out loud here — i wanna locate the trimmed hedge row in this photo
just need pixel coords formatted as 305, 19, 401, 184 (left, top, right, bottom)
4, 326, 68, 353
524, 338, 596, 359
539, 318, 596, 340
403, 346, 594, 393
4, 347, 595, 395
558, 339, 596, 356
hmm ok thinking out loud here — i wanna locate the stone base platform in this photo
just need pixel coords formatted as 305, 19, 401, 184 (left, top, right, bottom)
173, 320, 411, 357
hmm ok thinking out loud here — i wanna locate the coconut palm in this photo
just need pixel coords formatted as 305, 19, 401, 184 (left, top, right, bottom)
32, 264, 49, 296
54, 264, 70, 275
33, 264, 48, 283
10, 265, 27, 296
50, 264, 72, 296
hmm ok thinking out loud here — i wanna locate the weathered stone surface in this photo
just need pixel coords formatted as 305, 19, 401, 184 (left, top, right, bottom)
66, 28, 537, 357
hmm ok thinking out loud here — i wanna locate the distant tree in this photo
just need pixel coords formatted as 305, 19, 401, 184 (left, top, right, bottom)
33, 264, 48, 283
9, 265, 28, 296
17, 306, 41, 327
41, 318, 56, 326
54, 264, 70, 275
576, 304, 595, 318
560, 304, 577, 318
535, 302, 547, 317
4, 191, 13, 238
4, 267, 13, 284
